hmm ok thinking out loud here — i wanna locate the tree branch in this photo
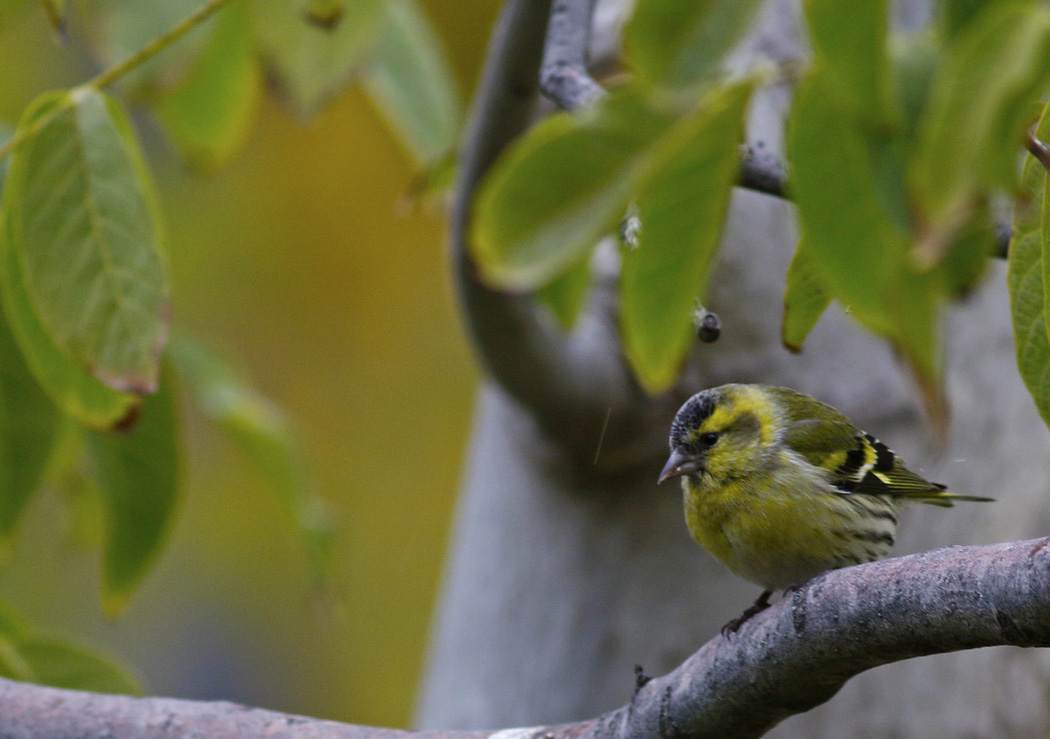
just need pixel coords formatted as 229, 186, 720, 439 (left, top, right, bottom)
540, 0, 607, 110
0, 679, 488, 738
452, 0, 675, 463
2, 538, 1047, 738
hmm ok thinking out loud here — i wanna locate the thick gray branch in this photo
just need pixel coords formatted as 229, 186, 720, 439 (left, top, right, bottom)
739, 142, 788, 199
3, 538, 1048, 738
540, 0, 607, 109
452, 0, 672, 463
0, 680, 487, 739
603, 536, 1050, 738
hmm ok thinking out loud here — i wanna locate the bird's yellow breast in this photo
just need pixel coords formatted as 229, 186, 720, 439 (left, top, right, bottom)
683, 450, 898, 590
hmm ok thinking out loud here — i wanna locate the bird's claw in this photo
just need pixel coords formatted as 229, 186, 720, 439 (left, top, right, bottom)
720, 590, 773, 637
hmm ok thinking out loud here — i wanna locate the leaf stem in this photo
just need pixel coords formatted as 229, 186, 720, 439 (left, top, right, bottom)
1025, 126, 1050, 174
0, 0, 233, 164
87, 0, 232, 90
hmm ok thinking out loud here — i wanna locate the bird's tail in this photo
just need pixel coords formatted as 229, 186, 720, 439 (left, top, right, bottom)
913, 484, 995, 508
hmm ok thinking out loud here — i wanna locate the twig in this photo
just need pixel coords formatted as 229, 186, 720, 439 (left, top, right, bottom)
1026, 127, 1050, 174
2, 538, 1048, 738
0, 0, 232, 164
540, 0, 607, 110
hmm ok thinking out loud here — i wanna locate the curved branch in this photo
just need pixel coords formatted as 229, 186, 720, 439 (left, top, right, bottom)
452, 0, 670, 461
0, 680, 487, 739
604, 535, 1050, 738
2, 538, 1048, 738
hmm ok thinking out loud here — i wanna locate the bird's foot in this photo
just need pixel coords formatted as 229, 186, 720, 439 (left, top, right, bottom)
721, 590, 773, 638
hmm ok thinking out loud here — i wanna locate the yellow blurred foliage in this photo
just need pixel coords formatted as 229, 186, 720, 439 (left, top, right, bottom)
0, 0, 501, 727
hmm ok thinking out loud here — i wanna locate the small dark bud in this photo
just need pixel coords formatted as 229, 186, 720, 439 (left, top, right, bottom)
696, 311, 721, 343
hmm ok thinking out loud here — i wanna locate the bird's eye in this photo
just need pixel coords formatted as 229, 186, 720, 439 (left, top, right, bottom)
699, 432, 719, 447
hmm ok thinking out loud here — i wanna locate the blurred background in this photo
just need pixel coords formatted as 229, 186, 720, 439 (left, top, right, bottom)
0, 0, 498, 727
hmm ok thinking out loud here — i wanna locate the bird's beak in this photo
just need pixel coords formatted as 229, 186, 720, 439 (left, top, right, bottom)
658, 449, 700, 484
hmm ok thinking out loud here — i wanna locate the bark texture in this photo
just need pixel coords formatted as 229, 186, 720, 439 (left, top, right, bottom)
416, 0, 1050, 735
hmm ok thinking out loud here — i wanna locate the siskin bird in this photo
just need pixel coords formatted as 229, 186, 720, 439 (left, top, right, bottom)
658, 383, 992, 634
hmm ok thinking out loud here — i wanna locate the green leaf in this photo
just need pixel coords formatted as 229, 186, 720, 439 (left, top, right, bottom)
889, 30, 937, 138
0, 598, 139, 693
473, 89, 673, 290
3, 88, 168, 395
87, 365, 179, 613
12, 634, 141, 694
1010, 106, 1050, 427
911, 3, 1050, 255
624, 0, 764, 90
0, 195, 138, 430
0, 305, 58, 540
534, 249, 591, 331
363, 0, 461, 165
789, 74, 905, 325
156, 0, 261, 172
253, 0, 384, 116
168, 339, 334, 587
620, 80, 752, 393
940, 200, 994, 297
781, 240, 832, 353
790, 73, 946, 428
803, 0, 896, 125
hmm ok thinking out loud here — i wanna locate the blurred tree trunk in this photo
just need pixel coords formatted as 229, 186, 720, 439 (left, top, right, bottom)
416, 0, 1050, 735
